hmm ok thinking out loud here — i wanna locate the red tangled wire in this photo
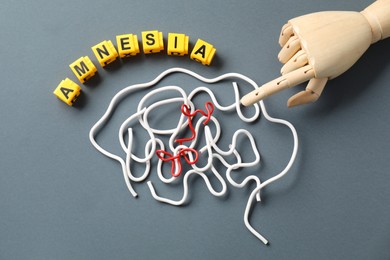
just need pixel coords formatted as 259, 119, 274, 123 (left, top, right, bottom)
155, 148, 199, 177
156, 101, 215, 177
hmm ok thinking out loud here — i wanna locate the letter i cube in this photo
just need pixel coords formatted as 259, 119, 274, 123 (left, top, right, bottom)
190, 39, 216, 65
116, 34, 140, 58
91, 40, 119, 67
53, 78, 81, 106
167, 33, 189, 56
142, 30, 164, 54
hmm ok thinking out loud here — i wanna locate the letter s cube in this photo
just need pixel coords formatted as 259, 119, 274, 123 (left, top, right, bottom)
142, 30, 164, 54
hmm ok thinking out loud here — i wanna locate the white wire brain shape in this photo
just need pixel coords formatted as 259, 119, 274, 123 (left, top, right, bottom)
89, 68, 298, 245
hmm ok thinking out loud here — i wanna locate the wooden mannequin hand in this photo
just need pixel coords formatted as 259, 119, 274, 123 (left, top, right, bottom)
241, 0, 390, 107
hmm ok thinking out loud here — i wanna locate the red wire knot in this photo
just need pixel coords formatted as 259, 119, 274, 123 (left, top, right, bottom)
175, 101, 214, 145
155, 101, 215, 177
155, 148, 199, 177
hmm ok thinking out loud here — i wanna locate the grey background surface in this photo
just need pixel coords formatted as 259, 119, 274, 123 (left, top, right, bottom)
1, 0, 389, 259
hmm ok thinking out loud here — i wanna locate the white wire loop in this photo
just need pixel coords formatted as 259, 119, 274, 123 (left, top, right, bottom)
89, 68, 298, 245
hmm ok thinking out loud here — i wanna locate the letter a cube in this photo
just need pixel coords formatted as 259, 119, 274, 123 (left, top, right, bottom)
190, 39, 216, 65
53, 78, 81, 106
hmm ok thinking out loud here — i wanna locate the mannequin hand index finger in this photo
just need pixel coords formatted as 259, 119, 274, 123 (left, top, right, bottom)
240, 65, 315, 106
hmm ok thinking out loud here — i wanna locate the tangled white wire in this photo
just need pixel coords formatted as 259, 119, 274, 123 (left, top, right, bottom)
89, 68, 298, 245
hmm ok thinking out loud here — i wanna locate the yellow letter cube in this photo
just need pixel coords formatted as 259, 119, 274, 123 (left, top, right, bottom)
53, 78, 81, 106
116, 34, 140, 58
190, 39, 216, 65
167, 33, 189, 56
69, 56, 97, 83
142, 30, 164, 54
91, 40, 119, 67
